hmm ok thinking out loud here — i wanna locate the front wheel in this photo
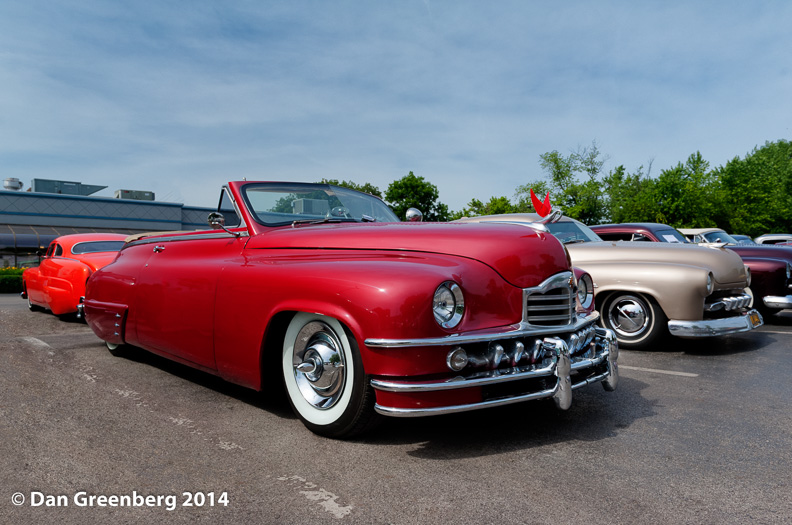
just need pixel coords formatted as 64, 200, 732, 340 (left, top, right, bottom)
282, 312, 377, 438
600, 293, 667, 349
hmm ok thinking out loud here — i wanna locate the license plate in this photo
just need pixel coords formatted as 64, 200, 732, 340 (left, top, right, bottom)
749, 311, 761, 327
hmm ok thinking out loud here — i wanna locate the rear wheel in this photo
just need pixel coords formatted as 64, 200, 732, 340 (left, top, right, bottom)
26, 293, 43, 312
600, 293, 667, 349
105, 341, 127, 357
282, 312, 377, 438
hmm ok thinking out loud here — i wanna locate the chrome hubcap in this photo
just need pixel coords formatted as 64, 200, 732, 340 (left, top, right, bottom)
292, 321, 346, 410
608, 296, 649, 337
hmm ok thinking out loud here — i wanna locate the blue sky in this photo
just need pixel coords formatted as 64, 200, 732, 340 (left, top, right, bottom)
1, 1, 790, 211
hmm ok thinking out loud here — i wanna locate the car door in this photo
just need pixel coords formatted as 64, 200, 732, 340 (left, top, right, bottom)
131, 233, 247, 370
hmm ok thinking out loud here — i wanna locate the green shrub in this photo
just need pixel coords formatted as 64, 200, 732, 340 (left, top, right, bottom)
0, 268, 24, 294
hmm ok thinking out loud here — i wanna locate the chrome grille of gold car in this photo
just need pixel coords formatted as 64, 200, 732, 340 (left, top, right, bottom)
523, 272, 575, 326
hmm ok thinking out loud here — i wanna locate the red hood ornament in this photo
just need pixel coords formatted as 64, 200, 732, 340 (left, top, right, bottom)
530, 189, 552, 217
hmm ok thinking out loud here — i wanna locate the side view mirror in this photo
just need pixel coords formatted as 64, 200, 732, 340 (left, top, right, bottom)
405, 208, 423, 222
208, 212, 225, 229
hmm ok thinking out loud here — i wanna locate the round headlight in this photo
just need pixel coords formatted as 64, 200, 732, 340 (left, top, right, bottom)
706, 272, 714, 295
744, 265, 751, 287
433, 281, 464, 329
786, 262, 791, 280
576, 274, 594, 310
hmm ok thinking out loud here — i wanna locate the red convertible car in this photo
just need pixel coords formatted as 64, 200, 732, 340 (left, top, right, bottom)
82, 181, 618, 438
22, 233, 128, 316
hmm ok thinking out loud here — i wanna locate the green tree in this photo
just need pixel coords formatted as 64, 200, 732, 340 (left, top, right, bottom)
650, 152, 718, 227
385, 172, 450, 221
320, 179, 383, 199
515, 141, 607, 224
601, 164, 657, 223
450, 196, 516, 219
714, 140, 792, 237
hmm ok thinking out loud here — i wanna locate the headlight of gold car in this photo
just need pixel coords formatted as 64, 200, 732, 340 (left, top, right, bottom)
433, 281, 464, 329
744, 265, 751, 287
706, 272, 714, 295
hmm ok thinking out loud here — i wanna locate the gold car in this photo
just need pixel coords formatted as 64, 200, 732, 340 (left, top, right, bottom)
456, 214, 762, 349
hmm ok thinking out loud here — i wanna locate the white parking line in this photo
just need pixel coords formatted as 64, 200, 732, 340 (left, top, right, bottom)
620, 365, 698, 378
759, 330, 792, 335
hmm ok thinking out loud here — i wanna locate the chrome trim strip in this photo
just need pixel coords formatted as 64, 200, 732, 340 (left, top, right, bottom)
374, 384, 559, 417
127, 231, 249, 246
371, 361, 557, 393
571, 370, 609, 390
667, 309, 763, 337
763, 295, 792, 309
364, 311, 599, 348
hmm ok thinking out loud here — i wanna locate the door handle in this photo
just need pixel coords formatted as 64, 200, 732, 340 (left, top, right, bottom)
153, 245, 165, 253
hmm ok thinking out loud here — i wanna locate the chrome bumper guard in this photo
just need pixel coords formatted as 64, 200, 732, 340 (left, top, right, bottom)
704, 292, 752, 312
667, 308, 763, 338
763, 295, 792, 310
372, 328, 618, 417
76, 296, 85, 319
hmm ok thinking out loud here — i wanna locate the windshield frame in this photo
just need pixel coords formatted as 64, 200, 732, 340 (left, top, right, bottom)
545, 219, 603, 244
655, 229, 689, 244
240, 182, 399, 227
701, 230, 739, 245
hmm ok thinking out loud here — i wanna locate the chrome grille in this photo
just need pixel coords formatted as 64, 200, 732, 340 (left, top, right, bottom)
524, 272, 575, 326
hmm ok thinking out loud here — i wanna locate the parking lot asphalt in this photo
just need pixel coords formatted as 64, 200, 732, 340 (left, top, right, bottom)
1, 293, 791, 524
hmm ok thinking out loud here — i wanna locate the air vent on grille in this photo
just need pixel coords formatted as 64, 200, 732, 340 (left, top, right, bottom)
525, 287, 574, 326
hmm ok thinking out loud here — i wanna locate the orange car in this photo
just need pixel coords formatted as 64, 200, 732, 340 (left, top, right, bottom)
22, 233, 127, 316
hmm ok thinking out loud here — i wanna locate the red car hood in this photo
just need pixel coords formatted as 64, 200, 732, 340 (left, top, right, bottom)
244, 222, 568, 289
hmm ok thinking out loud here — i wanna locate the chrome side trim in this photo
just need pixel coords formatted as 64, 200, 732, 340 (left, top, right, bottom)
364, 311, 599, 348
667, 309, 763, 337
127, 231, 249, 247
763, 295, 792, 309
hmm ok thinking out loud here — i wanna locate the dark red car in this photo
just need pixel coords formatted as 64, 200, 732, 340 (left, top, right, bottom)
591, 223, 792, 317
82, 181, 619, 438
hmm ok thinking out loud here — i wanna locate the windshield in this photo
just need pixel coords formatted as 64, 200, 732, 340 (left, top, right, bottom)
71, 241, 126, 254
732, 235, 756, 245
241, 182, 399, 226
701, 231, 738, 244
545, 220, 603, 244
655, 229, 689, 243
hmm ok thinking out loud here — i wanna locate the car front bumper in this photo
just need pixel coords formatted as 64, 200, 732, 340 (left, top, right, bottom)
667, 309, 763, 338
763, 295, 792, 310
370, 327, 618, 417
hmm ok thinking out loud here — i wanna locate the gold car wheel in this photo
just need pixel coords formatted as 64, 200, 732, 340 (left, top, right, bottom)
602, 293, 667, 348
